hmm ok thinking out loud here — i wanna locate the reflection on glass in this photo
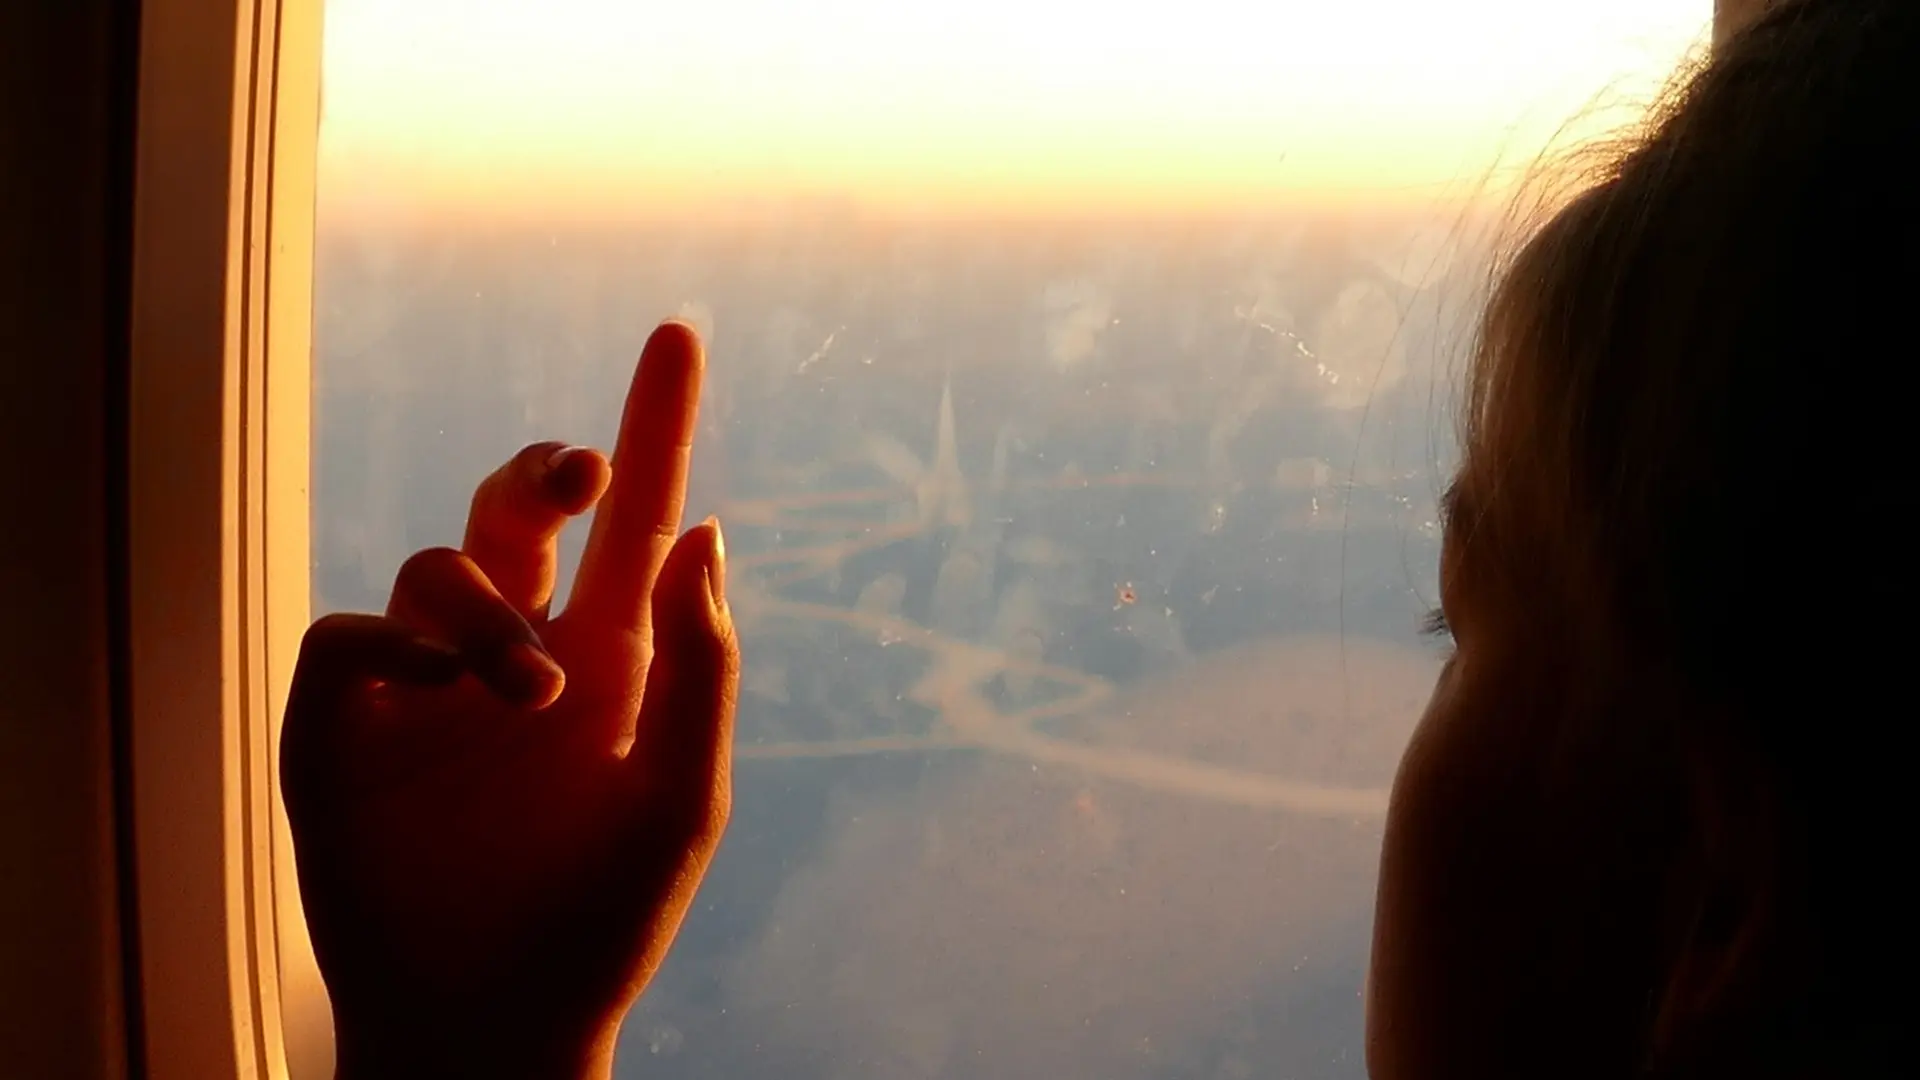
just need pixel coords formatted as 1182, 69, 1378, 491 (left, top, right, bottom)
310, 3, 1707, 1076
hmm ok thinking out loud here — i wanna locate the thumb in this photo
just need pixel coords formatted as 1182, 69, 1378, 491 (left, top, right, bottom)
626, 517, 738, 849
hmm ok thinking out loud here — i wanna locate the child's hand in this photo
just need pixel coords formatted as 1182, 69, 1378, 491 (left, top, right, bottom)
281, 321, 738, 1080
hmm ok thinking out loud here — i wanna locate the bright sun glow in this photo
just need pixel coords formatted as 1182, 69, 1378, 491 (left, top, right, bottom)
318, 0, 1710, 220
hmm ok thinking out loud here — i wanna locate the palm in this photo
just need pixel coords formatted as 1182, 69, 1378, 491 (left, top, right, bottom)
282, 323, 737, 1072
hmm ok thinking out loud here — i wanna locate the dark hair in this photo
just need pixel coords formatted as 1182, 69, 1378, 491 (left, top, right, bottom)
1456, 0, 1910, 1072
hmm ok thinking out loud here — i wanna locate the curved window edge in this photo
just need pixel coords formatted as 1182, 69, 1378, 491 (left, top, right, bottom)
127, 0, 321, 1077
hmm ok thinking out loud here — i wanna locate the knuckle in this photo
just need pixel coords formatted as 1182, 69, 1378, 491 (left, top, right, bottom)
466, 472, 507, 521
297, 611, 372, 665
302, 610, 361, 641
470, 442, 575, 536
393, 545, 465, 591
467, 473, 522, 525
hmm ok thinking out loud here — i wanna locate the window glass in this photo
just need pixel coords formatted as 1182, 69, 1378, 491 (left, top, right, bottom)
310, 4, 1707, 1076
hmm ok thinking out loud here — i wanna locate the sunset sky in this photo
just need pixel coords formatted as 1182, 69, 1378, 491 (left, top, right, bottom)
317, 0, 1710, 219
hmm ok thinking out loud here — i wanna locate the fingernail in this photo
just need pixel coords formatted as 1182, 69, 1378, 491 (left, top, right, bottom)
408, 636, 466, 682
545, 445, 587, 471
703, 516, 727, 607
409, 635, 461, 658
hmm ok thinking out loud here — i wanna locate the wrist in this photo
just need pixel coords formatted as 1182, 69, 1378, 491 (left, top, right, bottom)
332, 1020, 618, 1080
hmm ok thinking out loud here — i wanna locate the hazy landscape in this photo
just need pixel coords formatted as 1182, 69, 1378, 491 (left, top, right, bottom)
289, 0, 1721, 1070
311, 208, 1467, 1078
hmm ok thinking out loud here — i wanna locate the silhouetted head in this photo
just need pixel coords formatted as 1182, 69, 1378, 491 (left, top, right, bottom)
1395, 1, 1910, 1075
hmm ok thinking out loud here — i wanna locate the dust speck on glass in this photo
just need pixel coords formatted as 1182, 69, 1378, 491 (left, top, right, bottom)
308, 3, 1707, 1076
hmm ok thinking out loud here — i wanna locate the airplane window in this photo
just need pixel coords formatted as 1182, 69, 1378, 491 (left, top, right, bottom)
307, 2, 1708, 1076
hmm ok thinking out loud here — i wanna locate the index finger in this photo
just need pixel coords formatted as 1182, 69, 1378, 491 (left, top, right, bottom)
562, 320, 705, 638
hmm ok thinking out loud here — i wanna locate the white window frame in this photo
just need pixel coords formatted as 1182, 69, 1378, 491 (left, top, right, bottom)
119, 1, 1742, 1078
127, 0, 322, 1076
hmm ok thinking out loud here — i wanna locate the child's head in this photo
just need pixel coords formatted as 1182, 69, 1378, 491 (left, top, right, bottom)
1435, 0, 1908, 1068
